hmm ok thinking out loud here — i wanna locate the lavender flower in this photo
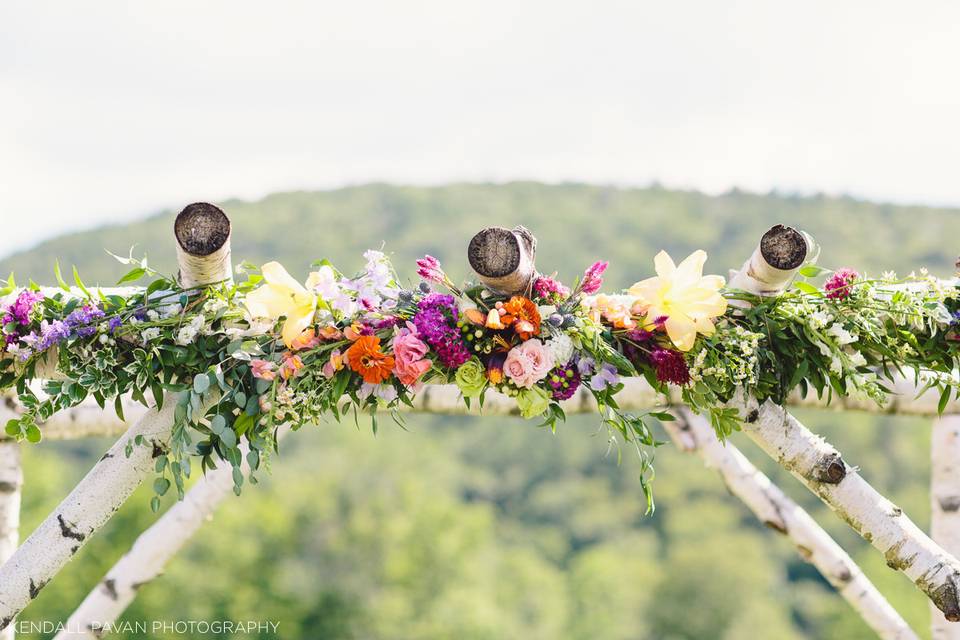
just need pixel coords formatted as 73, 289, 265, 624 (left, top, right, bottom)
589, 362, 619, 391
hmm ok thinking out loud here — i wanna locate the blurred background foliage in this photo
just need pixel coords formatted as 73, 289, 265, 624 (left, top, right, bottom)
4, 182, 960, 639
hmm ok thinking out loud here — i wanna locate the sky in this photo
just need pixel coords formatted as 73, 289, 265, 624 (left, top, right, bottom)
3, 1, 960, 255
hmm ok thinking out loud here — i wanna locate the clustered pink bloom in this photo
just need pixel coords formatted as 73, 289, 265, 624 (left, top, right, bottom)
416, 255, 446, 285
503, 339, 554, 388
393, 321, 432, 386
581, 261, 609, 295
649, 348, 690, 385
547, 360, 581, 400
824, 268, 859, 300
532, 276, 570, 302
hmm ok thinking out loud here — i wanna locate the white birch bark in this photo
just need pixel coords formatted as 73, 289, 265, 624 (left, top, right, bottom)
0, 399, 175, 629
0, 442, 22, 640
729, 393, 960, 620
668, 407, 917, 640
55, 430, 288, 640
931, 415, 960, 639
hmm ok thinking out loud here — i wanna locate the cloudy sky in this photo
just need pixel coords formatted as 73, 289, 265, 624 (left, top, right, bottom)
2, 1, 959, 255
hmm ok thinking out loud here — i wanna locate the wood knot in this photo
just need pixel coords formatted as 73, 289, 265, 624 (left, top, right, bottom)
938, 495, 960, 513
745, 409, 759, 423
811, 452, 846, 484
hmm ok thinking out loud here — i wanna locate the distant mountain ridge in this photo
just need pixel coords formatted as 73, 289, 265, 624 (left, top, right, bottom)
3, 182, 958, 287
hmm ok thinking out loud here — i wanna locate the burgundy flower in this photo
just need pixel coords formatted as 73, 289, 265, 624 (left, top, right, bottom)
649, 347, 690, 385
547, 360, 581, 400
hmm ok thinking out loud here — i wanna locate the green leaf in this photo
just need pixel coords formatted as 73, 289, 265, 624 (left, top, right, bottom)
72, 265, 93, 300
219, 428, 237, 448
798, 265, 828, 278
793, 281, 821, 296
210, 415, 227, 434
116, 267, 146, 285
150, 496, 161, 513
5, 419, 21, 437
153, 477, 171, 496
53, 261, 71, 292
193, 375, 210, 394
25, 424, 41, 443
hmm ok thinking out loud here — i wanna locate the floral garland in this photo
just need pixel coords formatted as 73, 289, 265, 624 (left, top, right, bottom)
1, 245, 958, 512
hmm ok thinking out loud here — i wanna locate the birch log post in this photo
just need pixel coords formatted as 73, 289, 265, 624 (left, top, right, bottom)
668, 407, 918, 640
0, 442, 21, 640
931, 415, 960, 639
0, 203, 232, 631
467, 226, 537, 296
727, 224, 809, 296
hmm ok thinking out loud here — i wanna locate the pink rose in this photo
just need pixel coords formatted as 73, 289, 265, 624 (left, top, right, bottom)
504, 348, 537, 388
515, 339, 554, 380
251, 359, 276, 381
393, 322, 432, 386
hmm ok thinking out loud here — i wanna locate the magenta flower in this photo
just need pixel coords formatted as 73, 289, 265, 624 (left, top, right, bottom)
581, 261, 609, 295
416, 255, 446, 285
533, 276, 570, 303
824, 268, 859, 301
649, 348, 690, 386
547, 360, 581, 400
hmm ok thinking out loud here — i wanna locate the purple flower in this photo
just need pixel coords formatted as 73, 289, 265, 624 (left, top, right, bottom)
107, 316, 122, 333
649, 348, 691, 385
412, 293, 470, 368
824, 268, 859, 301
581, 261, 609, 295
589, 362, 620, 391
576, 356, 596, 377
416, 255, 446, 285
533, 276, 570, 303
4, 290, 44, 327
36, 320, 71, 351
65, 305, 105, 338
547, 360, 581, 400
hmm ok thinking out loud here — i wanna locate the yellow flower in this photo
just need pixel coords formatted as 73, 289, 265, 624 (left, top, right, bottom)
244, 262, 318, 348
628, 250, 727, 351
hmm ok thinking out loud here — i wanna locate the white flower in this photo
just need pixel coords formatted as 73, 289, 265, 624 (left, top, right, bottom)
201, 299, 226, 315
159, 303, 183, 319
826, 323, 857, 345
141, 327, 161, 343
546, 333, 574, 365
808, 310, 832, 330
176, 315, 205, 345
848, 351, 867, 368
146, 310, 160, 321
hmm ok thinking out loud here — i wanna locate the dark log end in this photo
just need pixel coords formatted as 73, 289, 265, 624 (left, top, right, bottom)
812, 452, 846, 484
760, 225, 807, 270
175, 203, 231, 257
468, 227, 522, 277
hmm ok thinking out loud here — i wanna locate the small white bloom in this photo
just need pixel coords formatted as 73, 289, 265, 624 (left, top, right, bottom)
546, 333, 574, 365
146, 309, 160, 321
141, 327, 161, 343
826, 323, 857, 345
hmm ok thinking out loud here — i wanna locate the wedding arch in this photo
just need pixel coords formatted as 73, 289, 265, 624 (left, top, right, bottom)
0, 204, 959, 639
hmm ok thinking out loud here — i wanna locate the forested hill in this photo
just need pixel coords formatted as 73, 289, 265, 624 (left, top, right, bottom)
4, 183, 959, 285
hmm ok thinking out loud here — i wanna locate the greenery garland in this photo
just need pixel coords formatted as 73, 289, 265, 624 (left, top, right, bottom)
1, 244, 957, 513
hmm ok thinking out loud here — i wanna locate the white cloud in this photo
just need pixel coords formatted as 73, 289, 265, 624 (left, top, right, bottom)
2, 0, 960, 254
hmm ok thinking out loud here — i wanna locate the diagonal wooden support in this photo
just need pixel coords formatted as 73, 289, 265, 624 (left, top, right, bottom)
0, 203, 232, 632
668, 407, 917, 640
731, 394, 960, 621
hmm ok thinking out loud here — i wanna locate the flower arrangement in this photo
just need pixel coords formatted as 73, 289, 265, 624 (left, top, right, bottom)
1, 243, 958, 513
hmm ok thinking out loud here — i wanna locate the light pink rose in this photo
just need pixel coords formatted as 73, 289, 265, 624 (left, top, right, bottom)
504, 348, 538, 388
515, 339, 554, 381
393, 322, 432, 386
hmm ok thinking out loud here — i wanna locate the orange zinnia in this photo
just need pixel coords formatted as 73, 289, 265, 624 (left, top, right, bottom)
503, 296, 541, 340
345, 335, 395, 384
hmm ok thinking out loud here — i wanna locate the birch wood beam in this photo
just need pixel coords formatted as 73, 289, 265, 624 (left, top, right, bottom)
732, 394, 960, 620
727, 224, 808, 296
0, 204, 232, 632
931, 415, 960, 639
0, 442, 21, 640
55, 430, 288, 640
467, 226, 537, 296
668, 407, 918, 640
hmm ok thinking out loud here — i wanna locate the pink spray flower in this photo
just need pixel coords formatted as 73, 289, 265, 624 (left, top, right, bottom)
824, 268, 859, 300
581, 261, 609, 295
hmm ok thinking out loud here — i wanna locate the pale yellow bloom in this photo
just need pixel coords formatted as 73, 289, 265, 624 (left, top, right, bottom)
244, 262, 317, 348
628, 250, 727, 351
